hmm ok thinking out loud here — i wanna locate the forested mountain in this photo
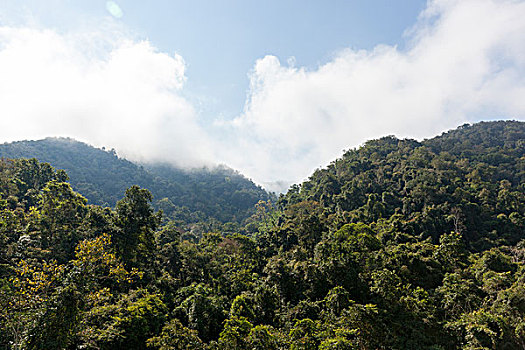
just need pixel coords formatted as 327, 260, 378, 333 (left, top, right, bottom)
0, 120, 524, 349
0, 137, 273, 225
281, 120, 524, 250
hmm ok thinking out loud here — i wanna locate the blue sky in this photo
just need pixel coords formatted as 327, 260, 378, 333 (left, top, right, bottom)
114, 0, 426, 119
1, 0, 426, 119
1, 0, 524, 191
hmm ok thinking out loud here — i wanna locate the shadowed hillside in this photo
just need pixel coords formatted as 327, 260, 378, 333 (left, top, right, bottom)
0, 137, 274, 224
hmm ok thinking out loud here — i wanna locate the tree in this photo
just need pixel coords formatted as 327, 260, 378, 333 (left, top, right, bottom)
218, 316, 253, 350
81, 289, 167, 350
37, 180, 88, 262
114, 186, 161, 276
146, 318, 204, 350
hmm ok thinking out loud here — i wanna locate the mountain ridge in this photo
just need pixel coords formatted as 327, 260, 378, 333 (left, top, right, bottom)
0, 120, 524, 348
0, 137, 274, 225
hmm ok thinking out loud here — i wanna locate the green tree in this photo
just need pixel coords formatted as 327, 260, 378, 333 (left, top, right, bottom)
146, 318, 204, 350
114, 186, 161, 275
218, 316, 253, 350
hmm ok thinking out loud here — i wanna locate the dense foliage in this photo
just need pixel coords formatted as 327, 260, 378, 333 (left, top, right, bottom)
0, 121, 523, 349
283, 121, 524, 250
0, 138, 273, 225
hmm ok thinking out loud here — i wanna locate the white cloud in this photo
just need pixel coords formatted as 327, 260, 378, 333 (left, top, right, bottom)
224, 0, 525, 191
1, 0, 525, 193
0, 25, 213, 167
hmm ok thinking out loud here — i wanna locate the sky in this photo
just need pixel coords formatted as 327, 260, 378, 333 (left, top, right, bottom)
0, 0, 524, 192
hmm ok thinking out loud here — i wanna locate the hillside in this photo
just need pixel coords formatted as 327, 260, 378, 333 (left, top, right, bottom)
280, 120, 524, 250
0, 120, 523, 349
0, 137, 273, 224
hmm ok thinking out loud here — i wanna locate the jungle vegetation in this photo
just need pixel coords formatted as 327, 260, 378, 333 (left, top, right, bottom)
0, 137, 274, 226
0, 120, 523, 349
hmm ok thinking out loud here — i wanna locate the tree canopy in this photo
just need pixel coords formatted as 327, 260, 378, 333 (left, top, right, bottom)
0, 120, 523, 349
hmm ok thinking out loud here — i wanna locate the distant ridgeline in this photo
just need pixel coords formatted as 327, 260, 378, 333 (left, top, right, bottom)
0, 137, 274, 224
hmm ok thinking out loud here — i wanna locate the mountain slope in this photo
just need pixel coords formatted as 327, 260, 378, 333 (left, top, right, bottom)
279, 120, 524, 250
0, 137, 273, 223
1, 121, 523, 349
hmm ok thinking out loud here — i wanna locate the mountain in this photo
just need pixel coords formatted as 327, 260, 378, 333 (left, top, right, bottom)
0, 137, 274, 224
278, 120, 524, 250
0, 120, 524, 349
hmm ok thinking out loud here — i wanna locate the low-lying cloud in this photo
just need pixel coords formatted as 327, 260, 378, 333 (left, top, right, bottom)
225, 0, 525, 190
1, 0, 525, 193
0, 25, 212, 167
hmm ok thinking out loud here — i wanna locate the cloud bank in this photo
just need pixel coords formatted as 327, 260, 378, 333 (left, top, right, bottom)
226, 0, 525, 190
0, 25, 212, 167
1, 0, 525, 192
